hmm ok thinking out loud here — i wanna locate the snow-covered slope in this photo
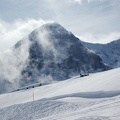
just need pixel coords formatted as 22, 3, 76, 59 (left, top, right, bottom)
82, 39, 120, 68
0, 68, 120, 120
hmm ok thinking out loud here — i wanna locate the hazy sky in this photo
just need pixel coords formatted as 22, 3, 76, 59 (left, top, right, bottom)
0, 0, 120, 51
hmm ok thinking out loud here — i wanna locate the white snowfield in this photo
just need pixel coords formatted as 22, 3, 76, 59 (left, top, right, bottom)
0, 68, 120, 120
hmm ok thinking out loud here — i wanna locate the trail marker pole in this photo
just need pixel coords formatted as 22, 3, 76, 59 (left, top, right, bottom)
33, 91, 34, 101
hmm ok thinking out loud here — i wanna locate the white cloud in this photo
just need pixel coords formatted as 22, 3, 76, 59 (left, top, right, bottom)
0, 18, 52, 51
68, 0, 101, 4
0, 0, 119, 45
78, 32, 120, 43
68, 0, 83, 4
0, 38, 30, 92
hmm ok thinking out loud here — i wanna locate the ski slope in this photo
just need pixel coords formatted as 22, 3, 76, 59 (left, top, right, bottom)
0, 68, 120, 120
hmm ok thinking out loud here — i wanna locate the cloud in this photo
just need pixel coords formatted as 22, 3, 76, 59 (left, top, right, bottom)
0, 38, 30, 92
78, 32, 120, 43
0, 0, 120, 44
0, 20, 61, 93
68, 0, 83, 4
0, 18, 52, 51
0, 18, 54, 93
68, 0, 101, 4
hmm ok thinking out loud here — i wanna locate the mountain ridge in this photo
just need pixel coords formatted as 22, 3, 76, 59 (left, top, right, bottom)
18, 22, 108, 87
82, 39, 120, 68
0, 22, 111, 93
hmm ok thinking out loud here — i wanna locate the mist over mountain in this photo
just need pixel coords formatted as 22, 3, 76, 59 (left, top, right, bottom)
18, 23, 108, 87
0, 22, 109, 93
82, 39, 120, 68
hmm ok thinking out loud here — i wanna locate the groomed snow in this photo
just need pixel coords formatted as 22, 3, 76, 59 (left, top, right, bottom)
0, 68, 120, 120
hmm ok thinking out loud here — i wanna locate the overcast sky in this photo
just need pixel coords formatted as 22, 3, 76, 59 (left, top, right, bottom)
0, 0, 120, 51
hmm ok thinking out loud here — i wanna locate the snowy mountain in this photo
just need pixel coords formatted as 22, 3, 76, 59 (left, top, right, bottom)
0, 22, 120, 119
15, 22, 108, 87
0, 22, 110, 93
82, 39, 120, 68
0, 68, 120, 120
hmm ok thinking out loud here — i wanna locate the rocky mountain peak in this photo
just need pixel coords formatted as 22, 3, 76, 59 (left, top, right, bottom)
18, 23, 109, 86
0, 23, 110, 93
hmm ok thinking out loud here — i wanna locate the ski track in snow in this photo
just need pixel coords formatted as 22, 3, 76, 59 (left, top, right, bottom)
1, 95, 120, 120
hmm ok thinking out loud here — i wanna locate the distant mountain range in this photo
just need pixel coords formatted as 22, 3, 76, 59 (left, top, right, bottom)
82, 39, 120, 68
0, 22, 119, 93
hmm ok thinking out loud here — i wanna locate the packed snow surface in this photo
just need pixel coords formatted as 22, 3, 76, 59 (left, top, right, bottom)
0, 68, 120, 120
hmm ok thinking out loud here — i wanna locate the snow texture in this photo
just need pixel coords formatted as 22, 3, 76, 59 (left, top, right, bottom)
0, 68, 120, 120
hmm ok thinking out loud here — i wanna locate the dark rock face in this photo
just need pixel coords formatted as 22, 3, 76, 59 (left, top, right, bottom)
17, 23, 108, 86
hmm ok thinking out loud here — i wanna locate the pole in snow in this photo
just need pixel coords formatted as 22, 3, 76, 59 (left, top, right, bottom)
33, 91, 34, 101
